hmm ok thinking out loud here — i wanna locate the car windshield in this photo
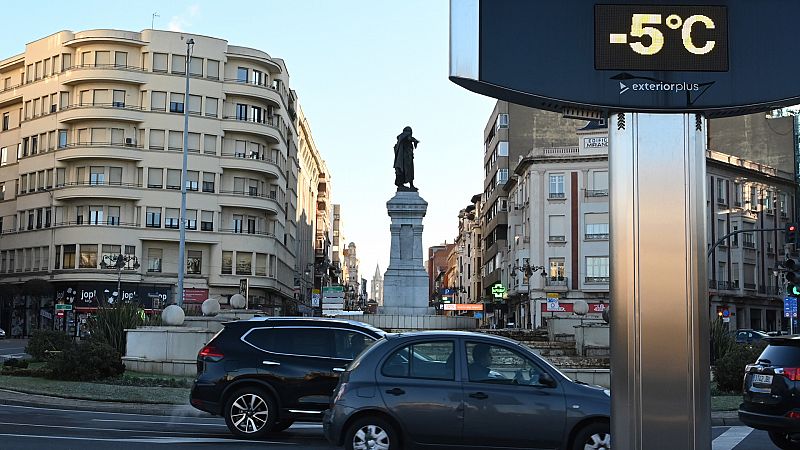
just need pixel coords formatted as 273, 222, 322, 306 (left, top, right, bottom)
347, 335, 390, 371
759, 343, 800, 366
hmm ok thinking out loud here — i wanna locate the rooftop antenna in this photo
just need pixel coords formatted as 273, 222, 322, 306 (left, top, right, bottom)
151, 12, 160, 29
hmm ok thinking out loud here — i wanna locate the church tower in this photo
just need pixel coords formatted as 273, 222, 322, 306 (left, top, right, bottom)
370, 264, 384, 306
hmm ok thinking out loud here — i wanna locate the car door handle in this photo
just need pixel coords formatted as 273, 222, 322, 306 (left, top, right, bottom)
333, 367, 346, 372
262, 360, 280, 366
469, 392, 489, 400
385, 388, 405, 396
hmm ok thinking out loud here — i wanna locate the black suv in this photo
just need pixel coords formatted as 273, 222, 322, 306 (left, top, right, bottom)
739, 336, 800, 449
190, 317, 384, 438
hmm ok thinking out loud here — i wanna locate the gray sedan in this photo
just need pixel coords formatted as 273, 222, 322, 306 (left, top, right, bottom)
324, 331, 610, 450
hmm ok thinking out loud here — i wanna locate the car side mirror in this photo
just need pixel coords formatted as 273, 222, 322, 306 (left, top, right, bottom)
539, 372, 556, 388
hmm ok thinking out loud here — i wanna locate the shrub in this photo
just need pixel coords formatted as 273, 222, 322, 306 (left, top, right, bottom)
88, 303, 147, 356
712, 342, 766, 393
46, 338, 125, 381
26, 329, 72, 360
2, 358, 29, 368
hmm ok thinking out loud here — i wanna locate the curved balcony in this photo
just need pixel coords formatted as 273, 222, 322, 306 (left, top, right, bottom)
221, 116, 282, 144
58, 103, 146, 123
217, 190, 282, 215
0, 84, 22, 108
60, 64, 148, 85
53, 181, 143, 201
218, 153, 282, 178
223, 79, 282, 107
55, 141, 145, 162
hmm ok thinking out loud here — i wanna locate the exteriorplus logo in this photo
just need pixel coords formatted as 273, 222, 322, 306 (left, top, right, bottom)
619, 81, 701, 95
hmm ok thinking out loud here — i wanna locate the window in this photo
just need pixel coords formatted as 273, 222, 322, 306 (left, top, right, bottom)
169, 93, 184, 113
251, 106, 262, 123
237, 67, 248, 82
749, 186, 758, 210
0, 147, 6, 166
185, 170, 199, 191
585, 213, 609, 240
147, 248, 162, 272
112, 90, 125, 108
101, 245, 121, 267
207, 60, 220, 79
585, 256, 610, 283
548, 215, 565, 241
90, 167, 105, 185
171, 54, 186, 74
147, 168, 163, 188
166, 169, 181, 189
151, 91, 167, 111
165, 208, 179, 228
95, 51, 110, 66
465, 342, 550, 386
189, 57, 203, 76
114, 51, 127, 67
236, 252, 252, 275
187, 250, 202, 274
549, 259, 566, 279
243, 328, 334, 358
149, 129, 165, 149
204, 134, 217, 154
56, 168, 65, 187
256, 253, 267, 275
382, 341, 455, 380
233, 177, 245, 194
205, 97, 218, 117
233, 214, 243, 233
62, 244, 76, 269
548, 174, 565, 199
201, 210, 213, 231
168, 131, 182, 150
497, 113, 509, 129
58, 130, 67, 148
236, 103, 248, 120
109, 167, 122, 185
222, 251, 233, 274
2, 113, 8, 131
248, 179, 259, 196
497, 141, 508, 157
153, 53, 167, 72
590, 171, 609, 196
235, 140, 247, 158
89, 206, 103, 225
202, 172, 215, 192
251, 69, 265, 86
79, 244, 97, 268
496, 169, 508, 185
107, 206, 120, 225
716, 179, 727, 204
186, 209, 197, 230
146, 207, 161, 228
269, 255, 276, 278
188, 132, 200, 152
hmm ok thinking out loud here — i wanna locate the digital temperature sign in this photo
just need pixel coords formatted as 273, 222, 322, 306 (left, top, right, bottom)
595, 5, 728, 71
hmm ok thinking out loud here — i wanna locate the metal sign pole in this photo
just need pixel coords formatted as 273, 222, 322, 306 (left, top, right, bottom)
610, 112, 711, 450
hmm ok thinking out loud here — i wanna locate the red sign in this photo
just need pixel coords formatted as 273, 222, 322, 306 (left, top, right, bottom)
444, 303, 485, 311
183, 288, 209, 304
540, 302, 607, 313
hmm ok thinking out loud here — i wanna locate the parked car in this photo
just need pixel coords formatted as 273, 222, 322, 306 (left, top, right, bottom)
0, 328, 5, 339
190, 317, 385, 438
735, 329, 770, 344
324, 331, 610, 450
739, 336, 800, 449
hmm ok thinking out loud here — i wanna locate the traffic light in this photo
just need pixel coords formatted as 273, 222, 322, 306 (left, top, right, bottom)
787, 223, 799, 246
786, 257, 800, 297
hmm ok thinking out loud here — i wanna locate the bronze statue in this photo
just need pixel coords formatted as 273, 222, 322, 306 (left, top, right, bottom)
393, 126, 420, 191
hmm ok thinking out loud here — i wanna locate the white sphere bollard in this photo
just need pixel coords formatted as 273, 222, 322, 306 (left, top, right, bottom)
229, 293, 246, 309
201, 298, 221, 316
162, 304, 186, 325
573, 300, 589, 316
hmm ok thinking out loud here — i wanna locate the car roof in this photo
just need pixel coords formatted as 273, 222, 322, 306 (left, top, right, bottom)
765, 335, 800, 345
386, 330, 523, 345
225, 316, 385, 335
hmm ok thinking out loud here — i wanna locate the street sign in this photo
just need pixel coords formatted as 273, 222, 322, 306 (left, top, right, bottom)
311, 293, 321, 308
443, 303, 484, 311
450, 1, 800, 117
55, 304, 73, 311
491, 284, 507, 298
546, 297, 561, 312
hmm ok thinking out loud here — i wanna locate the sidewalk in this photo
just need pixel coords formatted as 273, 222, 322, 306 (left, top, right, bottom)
0, 387, 741, 425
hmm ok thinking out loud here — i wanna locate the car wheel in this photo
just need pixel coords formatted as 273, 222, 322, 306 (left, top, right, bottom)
345, 416, 399, 450
223, 388, 277, 438
271, 419, 295, 433
769, 431, 800, 450
572, 422, 611, 450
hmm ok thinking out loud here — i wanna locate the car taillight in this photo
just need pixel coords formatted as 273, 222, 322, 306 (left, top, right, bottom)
787, 411, 800, 420
198, 344, 224, 361
778, 368, 800, 381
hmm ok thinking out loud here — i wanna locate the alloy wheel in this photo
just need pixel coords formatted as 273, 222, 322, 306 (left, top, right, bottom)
229, 393, 270, 434
583, 431, 611, 449
352, 424, 391, 450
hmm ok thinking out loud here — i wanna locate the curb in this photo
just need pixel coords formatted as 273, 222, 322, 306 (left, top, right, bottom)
0, 388, 212, 417
711, 411, 743, 427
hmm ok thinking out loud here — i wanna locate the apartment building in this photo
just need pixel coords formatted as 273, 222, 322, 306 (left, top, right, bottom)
331, 204, 344, 285
0, 29, 304, 336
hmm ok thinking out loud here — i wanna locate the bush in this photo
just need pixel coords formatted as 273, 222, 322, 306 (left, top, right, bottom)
26, 329, 72, 360
712, 342, 766, 393
46, 338, 125, 381
2, 358, 29, 368
88, 303, 148, 356
1, 366, 49, 377
710, 319, 735, 365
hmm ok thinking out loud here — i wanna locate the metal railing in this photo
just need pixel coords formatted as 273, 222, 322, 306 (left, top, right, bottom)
545, 277, 568, 286
218, 228, 275, 237
585, 276, 610, 283
219, 189, 279, 200
586, 233, 610, 241
585, 189, 609, 197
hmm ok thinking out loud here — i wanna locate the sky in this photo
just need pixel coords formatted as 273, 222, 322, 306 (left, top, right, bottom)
0, 1, 496, 282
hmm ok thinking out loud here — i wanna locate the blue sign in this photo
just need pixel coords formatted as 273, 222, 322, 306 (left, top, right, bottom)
474, 312, 483, 319
787, 297, 798, 318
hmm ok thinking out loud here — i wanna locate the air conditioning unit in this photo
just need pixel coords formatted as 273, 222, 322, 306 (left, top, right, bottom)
125, 138, 134, 146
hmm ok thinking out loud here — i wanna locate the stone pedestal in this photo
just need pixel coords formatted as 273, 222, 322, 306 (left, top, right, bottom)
381, 191, 434, 315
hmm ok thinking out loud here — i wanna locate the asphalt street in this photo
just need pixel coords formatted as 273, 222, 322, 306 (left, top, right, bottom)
0, 339, 28, 361
0, 402, 782, 450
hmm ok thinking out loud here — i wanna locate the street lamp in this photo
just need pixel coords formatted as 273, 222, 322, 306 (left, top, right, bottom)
177, 37, 195, 308
100, 253, 141, 302
510, 261, 548, 279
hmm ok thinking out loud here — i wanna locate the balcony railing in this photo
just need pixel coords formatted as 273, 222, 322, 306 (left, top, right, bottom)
548, 235, 566, 242
219, 228, 275, 237
742, 241, 756, 249
548, 192, 566, 199
585, 189, 609, 197
744, 283, 757, 290
585, 276, 610, 284
219, 189, 279, 200
585, 233, 609, 241
545, 276, 568, 286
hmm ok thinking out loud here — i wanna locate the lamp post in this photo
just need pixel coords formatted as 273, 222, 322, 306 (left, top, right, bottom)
100, 253, 141, 301
509, 262, 547, 329
177, 37, 195, 308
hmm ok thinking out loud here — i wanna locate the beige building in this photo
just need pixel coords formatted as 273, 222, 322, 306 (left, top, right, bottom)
0, 29, 307, 335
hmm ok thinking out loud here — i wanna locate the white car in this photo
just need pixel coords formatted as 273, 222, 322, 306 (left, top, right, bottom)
0, 328, 5, 339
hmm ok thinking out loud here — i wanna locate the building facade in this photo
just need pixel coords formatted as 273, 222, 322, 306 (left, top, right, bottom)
331, 204, 344, 286
0, 29, 304, 335
343, 242, 359, 310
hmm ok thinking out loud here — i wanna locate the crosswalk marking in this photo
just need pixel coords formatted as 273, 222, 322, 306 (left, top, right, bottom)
712, 426, 753, 450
